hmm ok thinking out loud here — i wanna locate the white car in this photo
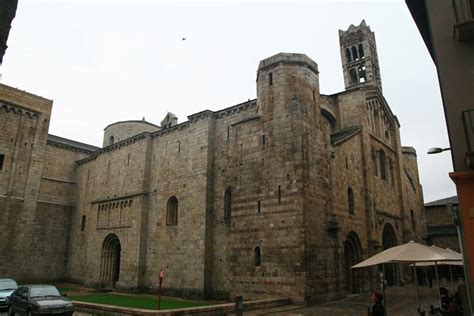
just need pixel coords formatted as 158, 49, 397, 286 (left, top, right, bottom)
0, 279, 18, 309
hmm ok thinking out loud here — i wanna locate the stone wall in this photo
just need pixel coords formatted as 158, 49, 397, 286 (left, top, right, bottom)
425, 204, 459, 252
144, 115, 215, 298
0, 83, 58, 281
401, 147, 426, 241
68, 134, 152, 289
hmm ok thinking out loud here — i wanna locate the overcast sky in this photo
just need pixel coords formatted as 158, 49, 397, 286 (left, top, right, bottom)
1, 0, 456, 203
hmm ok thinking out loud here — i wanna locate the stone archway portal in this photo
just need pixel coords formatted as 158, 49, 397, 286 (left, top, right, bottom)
100, 234, 121, 288
344, 232, 362, 293
382, 224, 398, 286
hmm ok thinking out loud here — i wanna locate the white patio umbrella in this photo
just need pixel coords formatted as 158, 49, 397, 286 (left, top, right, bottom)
352, 241, 453, 268
411, 247, 463, 293
352, 241, 460, 313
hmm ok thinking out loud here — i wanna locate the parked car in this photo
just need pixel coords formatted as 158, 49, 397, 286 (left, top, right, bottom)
0, 278, 18, 310
8, 285, 74, 316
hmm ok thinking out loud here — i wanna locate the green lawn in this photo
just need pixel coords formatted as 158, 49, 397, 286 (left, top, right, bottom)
69, 293, 209, 310
56, 287, 75, 294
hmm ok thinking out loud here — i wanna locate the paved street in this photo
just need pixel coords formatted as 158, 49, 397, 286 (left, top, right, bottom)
0, 284, 459, 316
230, 285, 448, 316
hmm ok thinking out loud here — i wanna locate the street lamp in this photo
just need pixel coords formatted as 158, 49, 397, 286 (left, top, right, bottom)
427, 147, 451, 154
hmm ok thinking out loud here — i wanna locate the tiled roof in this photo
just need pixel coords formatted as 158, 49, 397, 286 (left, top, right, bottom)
330, 126, 361, 145
48, 134, 100, 153
425, 195, 458, 207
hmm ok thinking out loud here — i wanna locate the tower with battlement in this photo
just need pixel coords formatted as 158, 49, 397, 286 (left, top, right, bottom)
339, 20, 383, 92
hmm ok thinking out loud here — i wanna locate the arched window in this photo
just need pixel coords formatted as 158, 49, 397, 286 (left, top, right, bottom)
389, 159, 394, 185
109, 136, 115, 145
224, 187, 232, 222
345, 48, 352, 63
348, 187, 355, 215
382, 223, 398, 285
81, 215, 86, 232
349, 68, 358, 84
254, 247, 261, 267
371, 148, 378, 176
358, 44, 364, 58
344, 232, 362, 293
379, 150, 387, 180
166, 196, 178, 226
351, 46, 358, 61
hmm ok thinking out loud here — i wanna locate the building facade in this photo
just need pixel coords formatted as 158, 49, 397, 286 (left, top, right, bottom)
0, 21, 424, 304
406, 0, 474, 311
0, 0, 18, 65
425, 196, 460, 252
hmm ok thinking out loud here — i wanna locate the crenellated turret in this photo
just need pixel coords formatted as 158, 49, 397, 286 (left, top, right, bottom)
256, 53, 320, 121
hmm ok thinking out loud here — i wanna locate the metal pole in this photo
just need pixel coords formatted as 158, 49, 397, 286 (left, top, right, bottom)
414, 263, 420, 310
450, 265, 455, 293
157, 284, 162, 310
435, 262, 442, 308
235, 296, 243, 316
382, 265, 387, 316
157, 269, 163, 310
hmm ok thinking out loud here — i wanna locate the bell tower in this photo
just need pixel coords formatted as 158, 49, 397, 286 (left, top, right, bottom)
339, 20, 382, 92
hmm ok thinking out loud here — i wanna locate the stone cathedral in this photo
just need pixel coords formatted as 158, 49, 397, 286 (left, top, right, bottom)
0, 21, 425, 304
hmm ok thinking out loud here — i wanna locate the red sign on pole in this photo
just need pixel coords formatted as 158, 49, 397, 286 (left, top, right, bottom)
157, 269, 164, 310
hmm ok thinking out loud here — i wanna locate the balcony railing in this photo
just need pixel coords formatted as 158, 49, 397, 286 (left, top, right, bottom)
453, 0, 474, 40
462, 109, 474, 167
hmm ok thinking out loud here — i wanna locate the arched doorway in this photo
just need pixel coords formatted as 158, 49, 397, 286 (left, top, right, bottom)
100, 234, 121, 288
382, 223, 398, 285
344, 232, 362, 293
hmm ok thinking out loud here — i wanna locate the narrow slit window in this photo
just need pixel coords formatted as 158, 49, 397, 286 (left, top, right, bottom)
470, 0, 474, 18
0, 154, 4, 171
81, 215, 86, 232
348, 187, 355, 215
224, 187, 232, 222
227, 126, 230, 141
269, 72, 273, 86
379, 150, 387, 180
254, 247, 261, 266
262, 135, 266, 145
258, 200, 261, 214
278, 185, 281, 205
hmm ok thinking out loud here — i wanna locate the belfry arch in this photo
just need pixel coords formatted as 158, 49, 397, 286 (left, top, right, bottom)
344, 232, 362, 293
100, 234, 121, 288
382, 223, 398, 285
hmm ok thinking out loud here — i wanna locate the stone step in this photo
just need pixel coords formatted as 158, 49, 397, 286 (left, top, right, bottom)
227, 304, 304, 316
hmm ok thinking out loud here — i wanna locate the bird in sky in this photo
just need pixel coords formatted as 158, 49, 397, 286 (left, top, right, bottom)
182, 37, 187, 41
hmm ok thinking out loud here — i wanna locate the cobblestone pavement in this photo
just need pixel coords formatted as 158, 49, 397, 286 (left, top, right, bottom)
231, 285, 446, 316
